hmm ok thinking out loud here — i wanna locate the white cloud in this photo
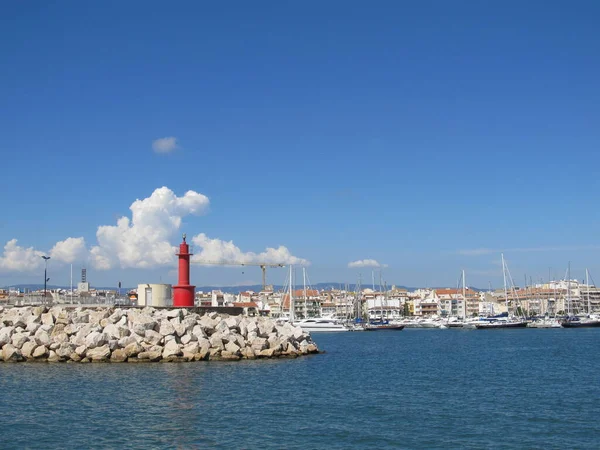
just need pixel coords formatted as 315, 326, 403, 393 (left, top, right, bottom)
50, 237, 87, 263
90, 187, 210, 270
152, 136, 178, 154
348, 259, 386, 268
0, 239, 45, 272
0, 186, 308, 276
191, 233, 309, 266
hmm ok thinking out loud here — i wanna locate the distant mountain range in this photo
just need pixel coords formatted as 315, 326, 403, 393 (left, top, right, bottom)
3, 282, 483, 293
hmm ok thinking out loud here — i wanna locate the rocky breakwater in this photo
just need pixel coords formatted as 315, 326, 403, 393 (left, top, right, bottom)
0, 306, 319, 363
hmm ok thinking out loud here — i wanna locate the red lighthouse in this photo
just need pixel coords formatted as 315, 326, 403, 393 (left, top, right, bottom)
173, 234, 195, 307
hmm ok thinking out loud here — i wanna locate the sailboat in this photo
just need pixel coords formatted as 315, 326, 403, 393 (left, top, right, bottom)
475, 254, 528, 329
364, 277, 404, 331
290, 267, 349, 333
561, 267, 600, 328
447, 270, 471, 328
528, 275, 562, 328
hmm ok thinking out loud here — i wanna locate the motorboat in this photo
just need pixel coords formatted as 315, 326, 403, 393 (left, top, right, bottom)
295, 318, 349, 332
527, 317, 562, 328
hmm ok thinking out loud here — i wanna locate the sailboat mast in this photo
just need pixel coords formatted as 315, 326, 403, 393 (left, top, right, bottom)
567, 262, 571, 315
289, 265, 294, 322
586, 268, 590, 314
462, 269, 466, 319
303, 267, 307, 319
502, 254, 509, 314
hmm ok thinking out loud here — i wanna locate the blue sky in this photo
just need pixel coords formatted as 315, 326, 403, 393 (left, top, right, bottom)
1, 1, 599, 289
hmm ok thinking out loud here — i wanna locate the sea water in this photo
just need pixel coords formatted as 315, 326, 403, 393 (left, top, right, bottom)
1, 329, 599, 449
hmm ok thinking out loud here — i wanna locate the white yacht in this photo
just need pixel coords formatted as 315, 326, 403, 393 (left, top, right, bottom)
295, 318, 349, 333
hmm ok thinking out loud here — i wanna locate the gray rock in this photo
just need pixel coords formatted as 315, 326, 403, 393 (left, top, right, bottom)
72, 312, 90, 324
180, 333, 193, 345
41, 312, 54, 326
0, 326, 14, 346
197, 337, 211, 354
137, 350, 162, 361
209, 335, 224, 350
26, 314, 41, 325
75, 345, 87, 357
173, 323, 187, 337
165, 309, 182, 320
52, 332, 70, 345
215, 320, 230, 334
108, 310, 124, 324
85, 331, 108, 349
225, 341, 241, 355
11, 332, 29, 349
104, 323, 129, 339
245, 320, 258, 334
191, 325, 206, 340
144, 330, 163, 345
220, 350, 241, 360
34, 328, 51, 347
2, 344, 23, 362
241, 347, 256, 359
158, 320, 175, 336
118, 335, 138, 348
21, 341, 38, 358
251, 337, 268, 351
162, 340, 182, 358
87, 344, 111, 361
225, 316, 239, 330
89, 310, 110, 325
163, 335, 176, 344
32, 345, 49, 359
182, 341, 199, 356
63, 324, 81, 336
110, 348, 127, 362
124, 342, 144, 358
56, 343, 76, 359
199, 315, 217, 331
181, 317, 197, 333
55, 311, 71, 325
108, 339, 119, 351
47, 350, 61, 362
26, 322, 40, 333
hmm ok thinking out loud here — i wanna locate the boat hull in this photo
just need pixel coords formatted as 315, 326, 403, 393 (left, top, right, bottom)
475, 321, 528, 329
364, 324, 405, 331
561, 320, 600, 328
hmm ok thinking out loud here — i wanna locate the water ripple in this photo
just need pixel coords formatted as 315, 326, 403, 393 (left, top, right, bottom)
1, 329, 599, 448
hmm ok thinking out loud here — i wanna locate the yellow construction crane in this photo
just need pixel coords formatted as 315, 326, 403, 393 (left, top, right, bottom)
191, 260, 286, 291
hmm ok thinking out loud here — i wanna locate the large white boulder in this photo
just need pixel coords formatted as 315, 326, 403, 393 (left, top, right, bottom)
144, 330, 163, 345
0, 327, 13, 347
2, 344, 23, 362
162, 340, 182, 358
87, 344, 111, 361
158, 320, 175, 336
85, 331, 108, 349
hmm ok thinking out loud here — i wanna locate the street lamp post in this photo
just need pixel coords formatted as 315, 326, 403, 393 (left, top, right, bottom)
41, 256, 51, 303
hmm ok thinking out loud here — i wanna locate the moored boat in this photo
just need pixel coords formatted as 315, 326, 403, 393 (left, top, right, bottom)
295, 318, 350, 332
560, 315, 600, 328
364, 319, 405, 331
527, 317, 562, 328
475, 318, 528, 329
